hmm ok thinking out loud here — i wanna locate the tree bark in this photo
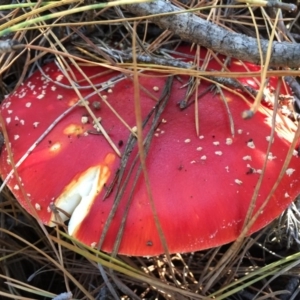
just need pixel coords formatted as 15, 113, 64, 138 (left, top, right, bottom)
124, 0, 300, 68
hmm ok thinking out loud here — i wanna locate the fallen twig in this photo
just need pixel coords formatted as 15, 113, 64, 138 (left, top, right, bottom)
124, 0, 300, 68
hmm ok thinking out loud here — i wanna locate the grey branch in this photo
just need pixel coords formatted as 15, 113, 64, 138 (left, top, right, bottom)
266, 0, 297, 11
124, 0, 300, 68
0, 39, 24, 54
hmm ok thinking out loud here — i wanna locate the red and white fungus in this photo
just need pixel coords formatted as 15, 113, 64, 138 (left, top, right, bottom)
0, 47, 299, 256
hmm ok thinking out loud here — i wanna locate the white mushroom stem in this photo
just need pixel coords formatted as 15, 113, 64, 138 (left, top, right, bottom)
50, 166, 102, 227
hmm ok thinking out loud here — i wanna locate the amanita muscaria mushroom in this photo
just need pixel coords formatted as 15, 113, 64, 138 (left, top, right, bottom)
0, 47, 299, 256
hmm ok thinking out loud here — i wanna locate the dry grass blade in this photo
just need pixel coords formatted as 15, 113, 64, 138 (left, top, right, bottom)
50, 235, 208, 299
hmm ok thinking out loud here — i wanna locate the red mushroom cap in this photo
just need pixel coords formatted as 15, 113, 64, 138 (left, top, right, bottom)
0, 47, 299, 256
